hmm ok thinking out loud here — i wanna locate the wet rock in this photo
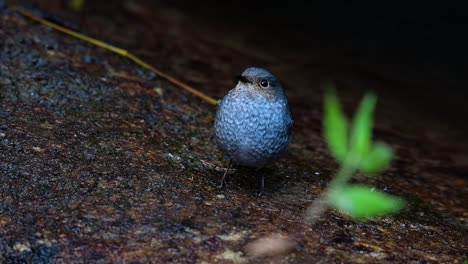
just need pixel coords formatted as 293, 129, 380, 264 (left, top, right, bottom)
82, 55, 99, 64
135, 68, 158, 80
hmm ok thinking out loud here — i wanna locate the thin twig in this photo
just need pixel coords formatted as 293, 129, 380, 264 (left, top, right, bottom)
11, 6, 218, 106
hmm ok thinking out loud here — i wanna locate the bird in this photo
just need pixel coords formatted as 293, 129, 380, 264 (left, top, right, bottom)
214, 67, 293, 194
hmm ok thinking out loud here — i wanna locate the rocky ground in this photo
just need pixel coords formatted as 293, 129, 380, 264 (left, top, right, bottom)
0, 1, 467, 263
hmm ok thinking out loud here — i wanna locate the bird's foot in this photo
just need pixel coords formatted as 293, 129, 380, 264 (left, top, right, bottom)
219, 160, 232, 188
256, 174, 265, 197
219, 177, 227, 188
256, 188, 264, 197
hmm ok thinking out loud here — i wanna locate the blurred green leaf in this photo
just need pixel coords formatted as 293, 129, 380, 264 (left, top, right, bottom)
328, 184, 404, 219
360, 142, 393, 174
323, 86, 348, 161
349, 93, 376, 162
69, 0, 85, 11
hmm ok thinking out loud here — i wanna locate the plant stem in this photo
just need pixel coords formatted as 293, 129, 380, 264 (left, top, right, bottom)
328, 157, 356, 191
304, 156, 357, 225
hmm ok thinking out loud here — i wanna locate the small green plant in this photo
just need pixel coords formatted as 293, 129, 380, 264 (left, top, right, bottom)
307, 84, 404, 221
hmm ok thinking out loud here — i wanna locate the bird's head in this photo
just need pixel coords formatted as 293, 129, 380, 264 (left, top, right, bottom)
235, 67, 285, 99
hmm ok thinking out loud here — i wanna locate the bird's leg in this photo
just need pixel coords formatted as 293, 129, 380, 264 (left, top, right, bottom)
256, 170, 265, 197
220, 159, 233, 187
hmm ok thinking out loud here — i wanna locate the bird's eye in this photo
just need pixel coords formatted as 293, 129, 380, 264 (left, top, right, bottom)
260, 79, 269, 88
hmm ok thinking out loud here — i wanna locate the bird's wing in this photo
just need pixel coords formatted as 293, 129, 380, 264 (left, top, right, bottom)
285, 102, 294, 136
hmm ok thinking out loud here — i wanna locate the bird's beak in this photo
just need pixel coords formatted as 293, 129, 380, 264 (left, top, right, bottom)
236, 75, 252, 84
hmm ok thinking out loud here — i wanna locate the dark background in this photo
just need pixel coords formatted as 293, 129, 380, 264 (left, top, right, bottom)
165, 0, 468, 123
15, 0, 468, 123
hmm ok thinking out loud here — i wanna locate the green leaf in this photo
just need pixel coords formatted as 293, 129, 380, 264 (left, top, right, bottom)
69, 0, 85, 11
349, 93, 377, 162
323, 86, 348, 161
360, 142, 393, 174
328, 184, 404, 219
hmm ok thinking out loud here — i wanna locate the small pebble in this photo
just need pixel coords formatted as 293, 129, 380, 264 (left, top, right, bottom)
13, 242, 31, 253
81, 56, 101, 64
216, 194, 225, 199
82, 56, 97, 64
34, 57, 48, 67
135, 68, 158, 80
32, 146, 45, 153
147, 71, 158, 80
154, 87, 164, 97
0, 132, 5, 137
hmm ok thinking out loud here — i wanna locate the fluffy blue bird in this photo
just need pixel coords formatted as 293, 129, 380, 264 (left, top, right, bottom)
214, 67, 293, 192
